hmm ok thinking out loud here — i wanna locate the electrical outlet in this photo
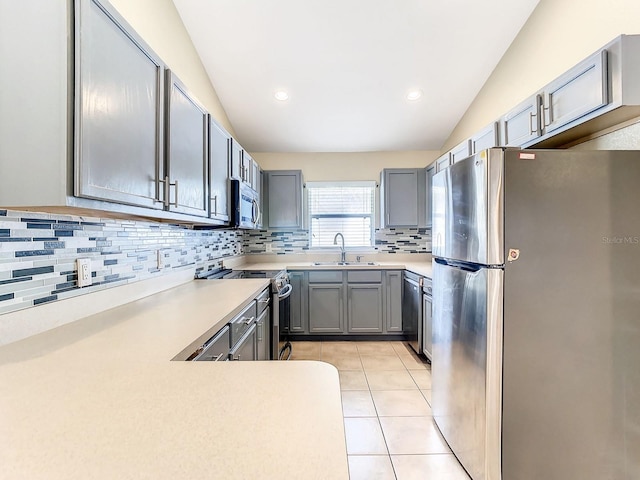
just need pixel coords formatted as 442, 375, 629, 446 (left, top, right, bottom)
76, 258, 92, 287
265, 243, 273, 253
157, 249, 165, 269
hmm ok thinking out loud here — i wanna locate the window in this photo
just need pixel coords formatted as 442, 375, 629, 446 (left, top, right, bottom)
307, 181, 376, 248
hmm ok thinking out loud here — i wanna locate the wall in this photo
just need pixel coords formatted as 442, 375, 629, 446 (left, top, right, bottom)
442, 0, 640, 152
0, 209, 241, 317
253, 151, 438, 181
109, 0, 235, 135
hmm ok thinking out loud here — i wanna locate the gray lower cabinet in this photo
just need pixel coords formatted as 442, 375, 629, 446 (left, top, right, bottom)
165, 70, 208, 217
308, 284, 344, 333
380, 169, 426, 228
256, 307, 270, 361
347, 284, 383, 333
385, 271, 403, 333
75, 0, 165, 210
263, 170, 304, 228
207, 117, 230, 225
288, 271, 308, 334
422, 292, 433, 361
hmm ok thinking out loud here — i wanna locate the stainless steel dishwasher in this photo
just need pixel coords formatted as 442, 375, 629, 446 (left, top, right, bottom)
402, 271, 423, 354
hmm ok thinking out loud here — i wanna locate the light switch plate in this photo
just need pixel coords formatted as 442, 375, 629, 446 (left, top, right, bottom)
76, 258, 92, 287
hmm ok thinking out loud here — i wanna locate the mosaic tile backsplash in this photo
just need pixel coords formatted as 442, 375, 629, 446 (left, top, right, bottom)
243, 228, 432, 254
0, 209, 242, 315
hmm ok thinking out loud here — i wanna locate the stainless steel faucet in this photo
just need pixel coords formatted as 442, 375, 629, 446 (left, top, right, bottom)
333, 233, 346, 263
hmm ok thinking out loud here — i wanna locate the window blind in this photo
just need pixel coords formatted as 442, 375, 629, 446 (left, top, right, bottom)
307, 182, 375, 248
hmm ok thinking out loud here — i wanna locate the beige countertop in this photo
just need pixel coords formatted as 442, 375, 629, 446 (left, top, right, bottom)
0, 280, 349, 480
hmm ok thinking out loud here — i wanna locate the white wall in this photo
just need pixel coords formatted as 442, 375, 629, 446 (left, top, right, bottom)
442, 0, 640, 152
253, 151, 439, 182
110, 0, 235, 135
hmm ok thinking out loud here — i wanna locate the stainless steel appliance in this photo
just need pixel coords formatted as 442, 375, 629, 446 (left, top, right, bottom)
231, 179, 261, 229
402, 270, 423, 354
431, 148, 640, 480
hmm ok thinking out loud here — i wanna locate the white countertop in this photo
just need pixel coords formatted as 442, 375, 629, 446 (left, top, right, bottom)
0, 280, 349, 480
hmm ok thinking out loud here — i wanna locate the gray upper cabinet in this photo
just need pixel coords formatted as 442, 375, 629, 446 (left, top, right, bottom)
380, 169, 426, 228
435, 153, 452, 173
264, 170, 304, 229
165, 70, 208, 217
248, 154, 260, 191
450, 139, 472, 164
208, 117, 230, 225
501, 94, 542, 147
541, 49, 608, 134
470, 122, 500, 154
75, 0, 164, 210
230, 140, 244, 182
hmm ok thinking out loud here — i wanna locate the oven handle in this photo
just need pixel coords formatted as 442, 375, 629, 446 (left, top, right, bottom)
278, 283, 293, 300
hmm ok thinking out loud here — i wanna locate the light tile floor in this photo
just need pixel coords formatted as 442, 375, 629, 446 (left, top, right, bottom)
289, 340, 471, 480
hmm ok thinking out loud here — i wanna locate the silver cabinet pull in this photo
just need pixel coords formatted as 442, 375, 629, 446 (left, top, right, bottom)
171, 179, 179, 207
159, 177, 179, 208
210, 195, 218, 215
213, 352, 226, 361
528, 111, 538, 135
242, 316, 255, 325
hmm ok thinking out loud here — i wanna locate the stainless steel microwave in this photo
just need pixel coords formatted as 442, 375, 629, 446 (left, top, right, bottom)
231, 179, 261, 229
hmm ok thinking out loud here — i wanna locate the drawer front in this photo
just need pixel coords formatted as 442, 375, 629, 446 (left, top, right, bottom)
347, 270, 382, 283
230, 302, 258, 344
194, 325, 230, 361
308, 271, 343, 283
256, 287, 270, 314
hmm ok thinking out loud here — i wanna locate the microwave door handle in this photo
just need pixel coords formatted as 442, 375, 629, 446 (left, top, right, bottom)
252, 198, 258, 225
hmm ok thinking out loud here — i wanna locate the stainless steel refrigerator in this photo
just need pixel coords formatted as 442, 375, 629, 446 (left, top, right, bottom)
431, 148, 640, 480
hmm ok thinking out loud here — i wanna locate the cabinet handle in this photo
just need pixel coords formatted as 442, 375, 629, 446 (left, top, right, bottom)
158, 176, 169, 207
210, 195, 218, 215
528, 111, 538, 135
171, 179, 179, 207
542, 104, 552, 128
213, 352, 226, 361
242, 316, 255, 325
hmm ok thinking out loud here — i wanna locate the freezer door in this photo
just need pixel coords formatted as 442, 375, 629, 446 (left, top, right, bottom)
432, 149, 504, 266
431, 260, 503, 480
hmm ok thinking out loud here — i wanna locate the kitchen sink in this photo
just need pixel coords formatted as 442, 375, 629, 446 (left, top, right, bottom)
312, 261, 379, 266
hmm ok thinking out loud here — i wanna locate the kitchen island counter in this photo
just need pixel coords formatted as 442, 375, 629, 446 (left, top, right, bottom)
0, 280, 349, 480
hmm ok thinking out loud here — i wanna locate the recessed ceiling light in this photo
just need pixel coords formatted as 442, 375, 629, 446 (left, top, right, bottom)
406, 90, 423, 101
274, 90, 289, 101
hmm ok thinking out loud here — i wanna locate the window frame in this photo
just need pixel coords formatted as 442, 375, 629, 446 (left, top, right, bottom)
306, 180, 376, 251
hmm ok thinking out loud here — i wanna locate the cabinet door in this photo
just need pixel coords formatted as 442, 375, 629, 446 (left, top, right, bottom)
230, 140, 244, 181
348, 284, 383, 333
208, 118, 230, 224
450, 139, 472, 164
425, 165, 435, 229
165, 70, 208, 217
75, 0, 164, 209
385, 271, 403, 332
229, 325, 257, 361
256, 308, 270, 360
422, 294, 433, 361
248, 156, 260, 191
501, 94, 541, 146
308, 284, 344, 333
382, 169, 420, 227
435, 153, 452, 173
289, 271, 308, 333
542, 49, 608, 134
265, 171, 303, 228
471, 122, 500, 154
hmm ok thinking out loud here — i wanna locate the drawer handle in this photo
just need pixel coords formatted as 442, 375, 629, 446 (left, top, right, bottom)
242, 316, 255, 325
213, 353, 226, 361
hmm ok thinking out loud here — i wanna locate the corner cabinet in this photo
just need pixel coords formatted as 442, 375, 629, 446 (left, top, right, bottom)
165, 70, 208, 217
263, 170, 304, 229
74, 0, 165, 210
380, 169, 426, 228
